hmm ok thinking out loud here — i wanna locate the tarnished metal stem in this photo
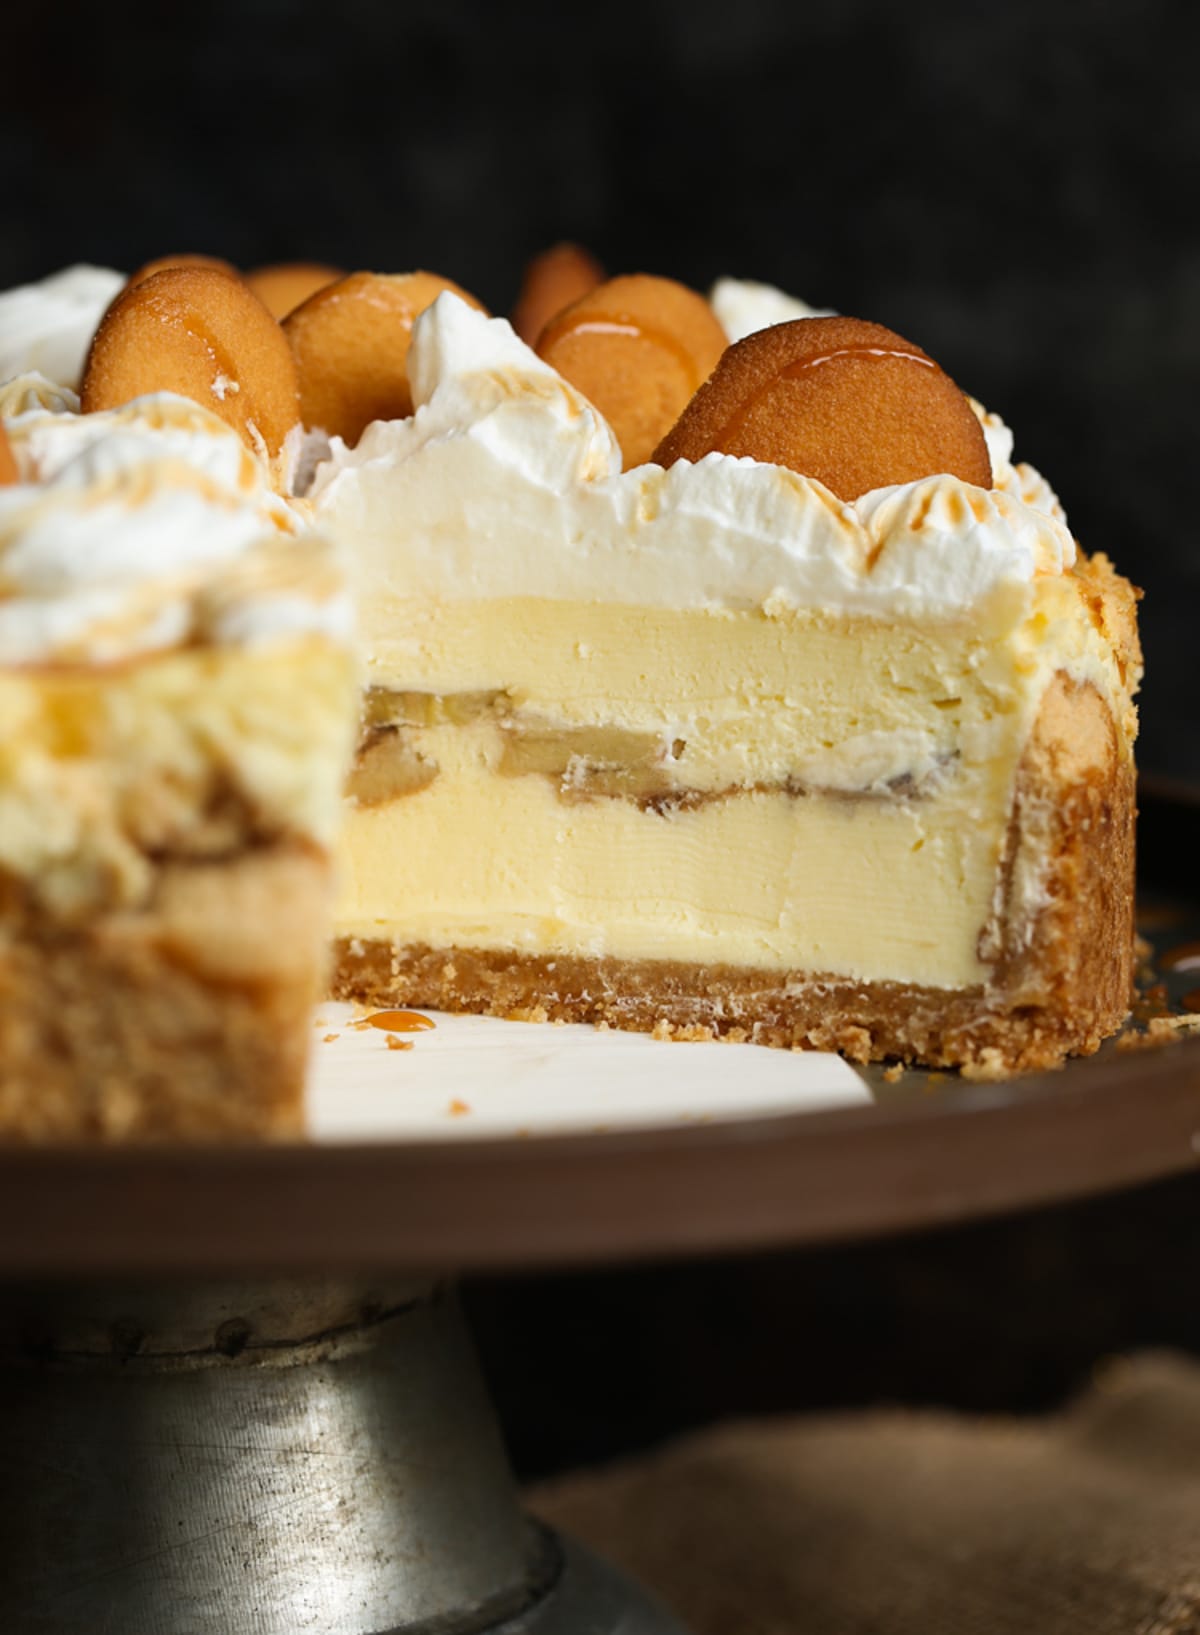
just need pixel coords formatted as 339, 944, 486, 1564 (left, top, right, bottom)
0, 1275, 686, 1635
0, 1276, 683, 1633
0, 1278, 533, 1632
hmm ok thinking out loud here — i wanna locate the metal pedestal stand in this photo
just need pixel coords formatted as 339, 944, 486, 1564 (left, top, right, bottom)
3, 926, 1199, 1634
0, 1278, 684, 1634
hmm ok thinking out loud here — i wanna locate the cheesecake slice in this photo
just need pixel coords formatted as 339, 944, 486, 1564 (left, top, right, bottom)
310, 293, 1139, 1074
0, 388, 356, 1138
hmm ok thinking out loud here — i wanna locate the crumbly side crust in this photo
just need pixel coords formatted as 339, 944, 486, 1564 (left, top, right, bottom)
332, 676, 1136, 1074
981, 675, 1136, 1058
0, 844, 330, 1141
1073, 549, 1144, 710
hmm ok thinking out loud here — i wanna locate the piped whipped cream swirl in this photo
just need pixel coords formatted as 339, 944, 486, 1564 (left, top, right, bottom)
310, 294, 1075, 623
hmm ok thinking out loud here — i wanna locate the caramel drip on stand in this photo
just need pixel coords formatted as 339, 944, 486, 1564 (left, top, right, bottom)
364, 1009, 436, 1032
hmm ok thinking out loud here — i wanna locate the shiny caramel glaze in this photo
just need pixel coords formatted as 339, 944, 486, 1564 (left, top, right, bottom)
363, 1009, 436, 1032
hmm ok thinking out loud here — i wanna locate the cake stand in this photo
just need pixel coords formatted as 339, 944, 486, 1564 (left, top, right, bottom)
2, 886, 1198, 1633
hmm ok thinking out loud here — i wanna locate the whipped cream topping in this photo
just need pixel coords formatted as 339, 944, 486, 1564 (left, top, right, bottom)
0, 371, 80, 419
709, 277, 835, 342
9, 391, 298, 513
311, 294, 1075, 624
0, 265, 124, 392
1, 393, 351, 664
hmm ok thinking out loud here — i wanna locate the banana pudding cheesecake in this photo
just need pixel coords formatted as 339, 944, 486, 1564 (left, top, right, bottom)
0, 254, 1142, 1113
307, 277, 1140, 1074
0, 269, 356, 1139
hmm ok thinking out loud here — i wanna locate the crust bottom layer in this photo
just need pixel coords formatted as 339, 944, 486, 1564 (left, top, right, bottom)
332, 937, 1121, 1074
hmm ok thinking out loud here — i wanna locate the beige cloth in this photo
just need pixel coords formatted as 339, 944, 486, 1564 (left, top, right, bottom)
529, 1352, 1200, 1635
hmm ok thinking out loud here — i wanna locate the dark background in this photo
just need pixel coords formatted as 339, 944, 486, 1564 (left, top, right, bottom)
7, 0, 1199, 1480
467, 1167, 1200, 1480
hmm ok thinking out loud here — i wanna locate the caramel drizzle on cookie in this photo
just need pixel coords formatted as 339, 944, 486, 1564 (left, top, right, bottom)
81, 266, 301, 458
716, 341, 940, 445
654, 316, 991, 500
541, 315, 709, 387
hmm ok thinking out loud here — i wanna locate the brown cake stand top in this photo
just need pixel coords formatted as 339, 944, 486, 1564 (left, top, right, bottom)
0, 1031, 1197, 1278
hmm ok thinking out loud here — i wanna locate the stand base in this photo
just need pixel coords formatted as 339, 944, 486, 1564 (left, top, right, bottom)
0, 1278, 684, 1634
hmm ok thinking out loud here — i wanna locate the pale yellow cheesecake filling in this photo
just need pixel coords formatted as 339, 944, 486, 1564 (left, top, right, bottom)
339, 749, 1000, 987
336, 568, 1132, 991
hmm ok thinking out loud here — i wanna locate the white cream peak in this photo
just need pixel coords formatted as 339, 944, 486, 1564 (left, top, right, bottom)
709, 276, 835, 341
0, 393, 351, 663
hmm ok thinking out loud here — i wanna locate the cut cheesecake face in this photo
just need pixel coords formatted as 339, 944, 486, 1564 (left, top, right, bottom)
311, 292, 1141, 1073
0, 382, 356, 1138
0, 250, 1142, 1126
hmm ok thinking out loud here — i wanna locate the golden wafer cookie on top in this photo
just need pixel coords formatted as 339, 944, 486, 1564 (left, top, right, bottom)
511, 242, 604, 346
246, 262, 343, 320
536, 274, 727, 469
653, 315, 992, 500
283, 271, 488, 444
81, 267, 301, 459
